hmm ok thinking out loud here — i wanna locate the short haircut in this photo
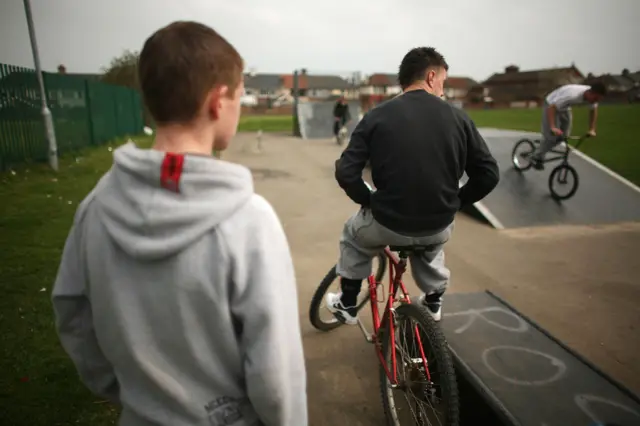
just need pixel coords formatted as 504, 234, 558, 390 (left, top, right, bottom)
589, 81, 607, 96
138, 21, 244, 125
398, 47, 449, 90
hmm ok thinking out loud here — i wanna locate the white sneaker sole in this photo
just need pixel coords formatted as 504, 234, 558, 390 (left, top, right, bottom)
429, 308, 442, 322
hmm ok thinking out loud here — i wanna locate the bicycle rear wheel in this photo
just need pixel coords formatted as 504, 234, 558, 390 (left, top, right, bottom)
511, 138, 536, 171
309, 253, 386, 332
379, 303, 459, 426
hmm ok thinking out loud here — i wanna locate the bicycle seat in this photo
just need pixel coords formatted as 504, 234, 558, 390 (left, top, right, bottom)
389, 245, 437, 255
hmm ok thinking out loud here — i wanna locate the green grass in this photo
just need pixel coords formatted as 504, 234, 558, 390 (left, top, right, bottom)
467, 104, 640, 186
237, 114, 293, 132
0, 135, 152, 426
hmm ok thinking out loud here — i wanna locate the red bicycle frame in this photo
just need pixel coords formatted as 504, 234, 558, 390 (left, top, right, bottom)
358, 247, 432, 387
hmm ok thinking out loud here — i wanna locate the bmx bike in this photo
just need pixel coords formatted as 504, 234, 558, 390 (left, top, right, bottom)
309, 188, 459, 425
511, 134, 591, 201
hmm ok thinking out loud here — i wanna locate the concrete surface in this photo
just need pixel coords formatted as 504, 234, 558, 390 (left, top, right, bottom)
224, 132, 640, 425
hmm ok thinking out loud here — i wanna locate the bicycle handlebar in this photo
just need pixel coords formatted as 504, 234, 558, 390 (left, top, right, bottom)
565, 134, 593, 142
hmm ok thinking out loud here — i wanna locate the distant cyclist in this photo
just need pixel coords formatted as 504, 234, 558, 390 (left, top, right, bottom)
532, 82, 607, 169
332, 96, 351, 143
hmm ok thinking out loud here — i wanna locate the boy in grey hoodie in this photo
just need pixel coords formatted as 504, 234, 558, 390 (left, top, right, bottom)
51, 21, 307, 426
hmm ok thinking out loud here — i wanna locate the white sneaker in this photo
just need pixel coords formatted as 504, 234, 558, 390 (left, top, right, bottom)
419, 293, 443, 322
325, 292, 358, 325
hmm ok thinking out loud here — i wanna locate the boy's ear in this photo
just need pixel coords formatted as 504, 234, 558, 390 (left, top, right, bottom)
207, 86, 230, 119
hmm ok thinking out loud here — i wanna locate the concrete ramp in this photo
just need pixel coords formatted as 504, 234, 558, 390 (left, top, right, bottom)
468, 128, 640, 229
297, 100, 362, 139
442, 291, 640, 426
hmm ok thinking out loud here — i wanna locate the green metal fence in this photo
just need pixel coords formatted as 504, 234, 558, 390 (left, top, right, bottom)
0, 62, 143, 171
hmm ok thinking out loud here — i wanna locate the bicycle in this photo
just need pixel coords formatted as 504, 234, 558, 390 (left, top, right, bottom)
309, 191, 460, 425
511, 134, 592, 200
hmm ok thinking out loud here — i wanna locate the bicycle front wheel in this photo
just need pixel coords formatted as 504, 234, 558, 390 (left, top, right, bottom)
379, 303, 460, 426
549, 164, 579, 200
308, 253, 386, 332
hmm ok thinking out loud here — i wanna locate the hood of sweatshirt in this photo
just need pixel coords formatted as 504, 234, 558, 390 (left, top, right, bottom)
95, 142, 253, 260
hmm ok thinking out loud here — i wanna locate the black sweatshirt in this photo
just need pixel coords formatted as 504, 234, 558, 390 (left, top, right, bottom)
335, 90, 499, 234
333, 102, 351, 121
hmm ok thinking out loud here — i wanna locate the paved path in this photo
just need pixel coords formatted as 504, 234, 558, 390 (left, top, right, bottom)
225, 132, 640, 425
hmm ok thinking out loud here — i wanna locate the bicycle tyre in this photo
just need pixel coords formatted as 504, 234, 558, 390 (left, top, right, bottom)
549, 164, 579, 200
379, 303, 460, 426
309, 253, 386, 332
511, 138, 536, 171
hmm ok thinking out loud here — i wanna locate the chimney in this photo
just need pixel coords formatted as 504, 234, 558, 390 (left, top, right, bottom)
57, 64, 67, 74
301, 68, 307, 75
504, 65, 519, 74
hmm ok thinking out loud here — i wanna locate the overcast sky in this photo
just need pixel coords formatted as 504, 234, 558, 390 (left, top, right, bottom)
1, 0, 639, 81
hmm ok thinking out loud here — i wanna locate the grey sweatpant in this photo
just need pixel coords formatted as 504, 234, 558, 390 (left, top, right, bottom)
533, 102, 573, 160
336, 208, 453, 296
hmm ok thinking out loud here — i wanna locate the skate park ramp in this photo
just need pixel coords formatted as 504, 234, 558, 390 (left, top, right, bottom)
465, 128, 640, 229
297, 100, 362, 139
442, 291, 640, 426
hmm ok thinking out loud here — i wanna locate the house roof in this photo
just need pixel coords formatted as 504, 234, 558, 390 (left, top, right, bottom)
307, 75, 351, 90
368, 73, 397, 87
366, 73, 477, 90
281, 74, 351, 90
484, 65, 584, 85
586, 73, 635, 91
445, 76, 477, 90
244, 73, 283, 91
624, 71, 640, 84
610, 75, 634, 89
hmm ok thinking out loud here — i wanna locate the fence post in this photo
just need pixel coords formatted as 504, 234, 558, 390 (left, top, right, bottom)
84, 79, 96, 145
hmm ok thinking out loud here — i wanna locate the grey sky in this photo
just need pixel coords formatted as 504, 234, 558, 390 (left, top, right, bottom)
1, 0, 639, 81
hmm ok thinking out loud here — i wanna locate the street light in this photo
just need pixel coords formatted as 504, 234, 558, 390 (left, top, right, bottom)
23, 0, 58, 171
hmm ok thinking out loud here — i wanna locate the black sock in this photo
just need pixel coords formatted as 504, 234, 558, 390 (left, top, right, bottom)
340, 278, 362, 307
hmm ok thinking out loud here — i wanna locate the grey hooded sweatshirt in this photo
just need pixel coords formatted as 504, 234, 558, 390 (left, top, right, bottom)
52, 142, 307, 426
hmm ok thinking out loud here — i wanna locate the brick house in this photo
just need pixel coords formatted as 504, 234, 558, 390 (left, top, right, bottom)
243, 73, 288, 99
359, 72, 477, 110
444, 77, 478, 101
360, 73, 402, 97
467, 64, 585, 108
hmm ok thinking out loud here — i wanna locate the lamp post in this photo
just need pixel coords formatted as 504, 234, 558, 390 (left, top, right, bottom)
23, 0, 58, 171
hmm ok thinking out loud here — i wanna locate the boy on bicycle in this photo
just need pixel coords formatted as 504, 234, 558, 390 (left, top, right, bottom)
532, 82, 607, 169
333, 96, 351, 143
51, 21, 307, 426
326, 47, 499, 324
